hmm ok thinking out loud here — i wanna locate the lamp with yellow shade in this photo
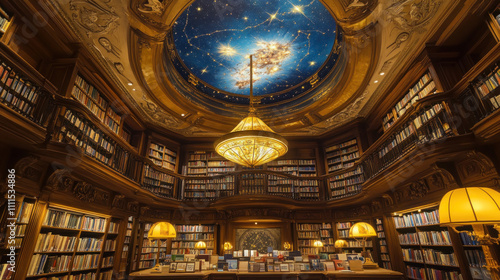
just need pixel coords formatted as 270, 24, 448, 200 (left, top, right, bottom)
147, 222, 176, 270
349, 222, 378, 269
195, 241, 207, 254
313, 240, 324, 255
223, 242, 233, 254
334, 239, 348, 253
283, 242, 292, 251
439, 187, 500, 279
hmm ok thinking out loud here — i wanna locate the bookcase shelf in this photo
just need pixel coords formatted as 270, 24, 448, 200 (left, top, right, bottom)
334, 221, 374, 254
375, 218, 392, 270
134, 222, 168, 270
171, 224, 216, 255
328, 166, 364, 200
26, 206, 119, 280
72, 75, 123, 137
324, 139, 360, 173
183, 151, 236, 200
382, 72, 439, 132
296, 223, 334, 255
391, 206, 479, 280
472, 61, 500, 114
148, 142, 178, 172
267, 158, 319, 200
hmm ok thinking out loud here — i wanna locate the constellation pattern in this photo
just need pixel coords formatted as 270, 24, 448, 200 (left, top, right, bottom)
172, 0, 337, 97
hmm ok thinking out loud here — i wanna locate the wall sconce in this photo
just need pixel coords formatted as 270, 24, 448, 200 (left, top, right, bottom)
439, 187, 500, 278
283, 242, 292, 251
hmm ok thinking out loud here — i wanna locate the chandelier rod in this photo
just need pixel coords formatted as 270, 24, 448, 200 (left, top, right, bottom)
249, 54, 254, 112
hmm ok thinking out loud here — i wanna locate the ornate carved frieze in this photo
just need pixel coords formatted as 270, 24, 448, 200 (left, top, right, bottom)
14, 155, 43, 182
45, 169, 110, 205
69, 0, 119, 36
335, 205, 371, 219
394, 180, 430, 203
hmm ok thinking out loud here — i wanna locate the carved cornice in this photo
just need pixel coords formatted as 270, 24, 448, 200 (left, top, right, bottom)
14, 155, 43, 182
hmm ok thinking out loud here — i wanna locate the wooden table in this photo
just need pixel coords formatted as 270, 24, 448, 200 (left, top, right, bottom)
129, 268, 404, 280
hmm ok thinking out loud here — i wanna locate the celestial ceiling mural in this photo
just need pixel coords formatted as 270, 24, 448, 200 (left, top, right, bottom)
172, 0, 337, 97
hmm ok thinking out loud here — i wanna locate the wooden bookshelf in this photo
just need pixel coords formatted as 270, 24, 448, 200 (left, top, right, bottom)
72, 75, 122, 136
472, 61, 500, 113
25, 206, 118, 280
183, 151, 236, 200
324, 138, 360, 173
142, 163, 176, 198
117, 216, 134, 280
375, 218, 392, 270
296, 223, 334, 255
148, 142, 177, 172
392, 206, 462, 280
0, 5, 12, 35
382, 72, 439, 132
171, 224, 216, 255
267, 159, 319, 200
0, 195, 36, 280
455, 225, 489, 280
0, 60, 45, 122
328, 166, 364, 200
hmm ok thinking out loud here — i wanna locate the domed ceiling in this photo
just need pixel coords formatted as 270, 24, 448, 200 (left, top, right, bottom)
48, 0, 450, 137
171, 0, 339, 103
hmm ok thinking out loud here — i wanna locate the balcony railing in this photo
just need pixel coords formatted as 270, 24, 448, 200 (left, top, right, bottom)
2, 47, 497, 203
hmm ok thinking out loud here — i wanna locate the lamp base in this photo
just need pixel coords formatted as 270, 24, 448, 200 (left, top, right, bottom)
362, 258, 379, 269
150, 264, 162, 273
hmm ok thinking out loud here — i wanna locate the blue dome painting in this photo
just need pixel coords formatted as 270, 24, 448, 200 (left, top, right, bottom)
172, 0, 337, 96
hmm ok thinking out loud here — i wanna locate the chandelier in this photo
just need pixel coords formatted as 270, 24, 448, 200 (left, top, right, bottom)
215, 55, 288, 167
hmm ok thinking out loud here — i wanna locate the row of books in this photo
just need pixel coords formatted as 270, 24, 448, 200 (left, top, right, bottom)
378, 123, 416, 158
475, 65, 500, 97
35, 233, 77, 252
16, 201, 34, 223
63, 110, 115, 154
150, 143, 177, 156
329, 166, 364, 181
104, 239, 116, 251
74, 75, 108, 110
340, 147, 359, 155
459, 231, 480, 245
394, 73, 432, 114
488, 94, 500, 110
208, 167, 236, 173
300, 187, 319, 193
43, 209, 83, 229
171, 249, 213, 255
325, 139, 357, 152
298, 232, 319, 238
413, 103, 443, 129
206, 161, 234, 168
143, 180, 173, 192
143, 165, 175, 183
402, 248, 423, 262
174, 233, 214, 241
418, 230, 451, 245
336, 222, 352, 229
464, 249, 486, 267
81, 216, 106, 232
330, 186, 362, 197
15, 224, 27, 236
422, 249, 457, 266
393, 210, 440, 228
77, 237, 102, 252
171, 241, 215, 248
108, 221, 119, 233
298, 192, 320, 198
0, 15, 10, 32
28, 254, 72, 276
175, 225, 214, 233
329, 177, 363, 188
72, 87, 106, 122
149, 150, 175, 163
142, 239, 167, 247
297, 223, 331, 231
397, 81, 437, 117
72, 254, 99, 270
102, 256, 114, 267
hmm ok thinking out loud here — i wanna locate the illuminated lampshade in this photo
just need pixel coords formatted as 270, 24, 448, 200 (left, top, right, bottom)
223, 242, 233, 251
334, 239, 348, 248
349, 222, 377, 238
313, 240, 324, 248
214, 55, 288, 167
283, 242, 292, 250
194, 241, 207, 249
147, 222, 176, 240
439, 187, 500, 225
214, 116, 288, 167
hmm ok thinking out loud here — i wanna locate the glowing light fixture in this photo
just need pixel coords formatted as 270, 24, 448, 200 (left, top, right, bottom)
349, 222, 378, 269
439, 187, 500, 279
215, 55, 288, 167
334, 239, 348, 248
313, 240, 324, 248
147, 222, 176, 269
283, 242, 292, 250
195, 241, 207, 249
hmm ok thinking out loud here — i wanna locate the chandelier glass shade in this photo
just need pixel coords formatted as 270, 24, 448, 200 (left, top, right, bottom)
215, 55, 288, 167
